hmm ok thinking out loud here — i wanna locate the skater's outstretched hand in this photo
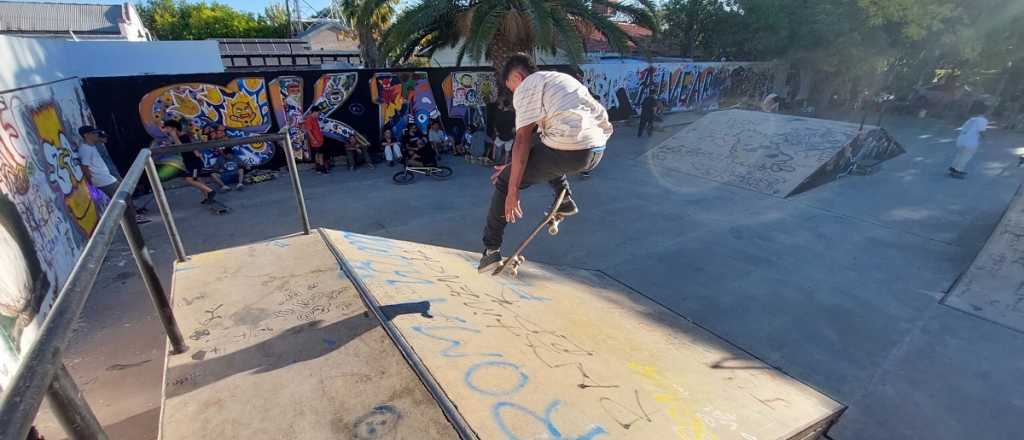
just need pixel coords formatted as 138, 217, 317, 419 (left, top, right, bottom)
491, 164, 508, 185
504, 192, 523, 223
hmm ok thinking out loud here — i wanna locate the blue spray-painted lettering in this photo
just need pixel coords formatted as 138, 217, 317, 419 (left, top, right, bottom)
503, 285, 549, 302
493, 400, 608, 440
411, 325, 503, 358
465, 361, 529, 397
385, 270, 435, 286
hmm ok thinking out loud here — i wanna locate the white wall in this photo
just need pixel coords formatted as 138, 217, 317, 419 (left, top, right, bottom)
0, 36, 223, 91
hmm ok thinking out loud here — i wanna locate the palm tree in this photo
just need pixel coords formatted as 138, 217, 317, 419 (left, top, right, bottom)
382, 0, 657, 69
334, 0, 399, 68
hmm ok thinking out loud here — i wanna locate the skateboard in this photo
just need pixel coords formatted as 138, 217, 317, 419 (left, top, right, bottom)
206, 200, 231, 214
493, 188, 569, 277
948, 169, 966, 179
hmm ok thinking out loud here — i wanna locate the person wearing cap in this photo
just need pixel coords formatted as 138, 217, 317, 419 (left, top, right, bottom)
77, 125, 149, 224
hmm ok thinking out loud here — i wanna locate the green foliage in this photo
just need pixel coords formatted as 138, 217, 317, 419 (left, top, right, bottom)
333, 0, 398, 67
382, 0, 656, 67
135, 0, 290, 40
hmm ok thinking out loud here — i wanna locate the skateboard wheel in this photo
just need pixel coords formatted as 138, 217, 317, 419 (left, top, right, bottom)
548, 224, 559, 235
517, 255, 525, 264
509, 268, 518, 277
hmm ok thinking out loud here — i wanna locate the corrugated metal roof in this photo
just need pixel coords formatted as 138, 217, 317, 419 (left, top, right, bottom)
0, 1, 122, 34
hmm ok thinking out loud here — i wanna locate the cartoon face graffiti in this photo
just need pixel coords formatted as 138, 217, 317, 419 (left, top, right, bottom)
31, 105, 98, 236
226, 93, 259, 128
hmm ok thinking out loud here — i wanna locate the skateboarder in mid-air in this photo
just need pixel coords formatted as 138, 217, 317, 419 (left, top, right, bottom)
477, 54, 612, 273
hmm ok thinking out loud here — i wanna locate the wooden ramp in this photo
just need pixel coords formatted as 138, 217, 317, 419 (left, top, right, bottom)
325, 230, 845, 440
162, 233, 456, 439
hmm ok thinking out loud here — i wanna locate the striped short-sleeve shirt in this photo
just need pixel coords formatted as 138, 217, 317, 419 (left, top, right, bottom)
513, 71, 613, 151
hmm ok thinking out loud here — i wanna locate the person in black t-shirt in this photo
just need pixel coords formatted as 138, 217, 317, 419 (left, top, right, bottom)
163, 119, 216, 204
638, 92, 658, 137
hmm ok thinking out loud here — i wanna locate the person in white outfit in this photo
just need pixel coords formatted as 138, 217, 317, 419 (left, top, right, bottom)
381, 130, 402, 166
950, 103, 990, 177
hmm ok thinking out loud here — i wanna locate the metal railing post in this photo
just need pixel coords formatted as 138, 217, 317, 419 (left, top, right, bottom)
45, 363, 109, 440
144, 154, 187, 262
281, 129, 311, 235
120, 204, 188, 354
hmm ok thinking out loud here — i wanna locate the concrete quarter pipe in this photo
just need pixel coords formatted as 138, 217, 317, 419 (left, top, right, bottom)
646, 110, 905, 197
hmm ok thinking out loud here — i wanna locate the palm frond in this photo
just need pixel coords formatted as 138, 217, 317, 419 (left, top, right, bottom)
382, 0, 457, 61
520, 0, 556, 53
547, 8, 586, 63
459, 1, 507, 64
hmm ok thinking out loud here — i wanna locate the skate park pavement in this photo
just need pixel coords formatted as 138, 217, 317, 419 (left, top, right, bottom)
36, 110, 1024, 439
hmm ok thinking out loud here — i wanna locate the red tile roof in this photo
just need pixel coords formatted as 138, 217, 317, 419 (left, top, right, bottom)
583, 22, 653, 53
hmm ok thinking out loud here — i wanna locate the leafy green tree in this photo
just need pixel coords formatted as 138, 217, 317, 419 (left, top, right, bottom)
382, 0, 657, 68
333, 0, 398, 68
135, 0, 290, 40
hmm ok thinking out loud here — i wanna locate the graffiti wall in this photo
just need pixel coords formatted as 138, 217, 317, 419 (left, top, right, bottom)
370, 71, 443, 140
443, 71, 497, 132
139, 78, 274, 179
82, 62, 773, 177
0, 78, 107, 389
269, 73, 369, 162
582, 62, 774, 121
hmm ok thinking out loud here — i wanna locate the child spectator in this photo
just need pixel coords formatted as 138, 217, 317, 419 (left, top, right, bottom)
211, 148, 247, 191
163, 119, 216, 204
381, 130, 402, 166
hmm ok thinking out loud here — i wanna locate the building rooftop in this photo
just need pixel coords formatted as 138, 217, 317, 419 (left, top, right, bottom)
0, 1, 124, 35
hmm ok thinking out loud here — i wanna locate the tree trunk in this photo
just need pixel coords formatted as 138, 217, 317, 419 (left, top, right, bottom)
358, 25, 380, 68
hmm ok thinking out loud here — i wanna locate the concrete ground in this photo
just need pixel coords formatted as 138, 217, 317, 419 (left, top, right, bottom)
36, 111, 1024, 439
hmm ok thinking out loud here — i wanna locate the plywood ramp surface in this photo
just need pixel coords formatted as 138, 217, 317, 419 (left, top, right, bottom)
162, 233, 456, 439
327, 230, 844, 440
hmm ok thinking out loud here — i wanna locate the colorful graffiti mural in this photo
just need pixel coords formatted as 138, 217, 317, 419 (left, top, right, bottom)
581, 62, 774, 120
139, 78, 273, 179
370, 71, 442, 139
268, 76, 307, 160
0, 78, 106, 388
311, 73, 369, 146
443, 72, 497, 130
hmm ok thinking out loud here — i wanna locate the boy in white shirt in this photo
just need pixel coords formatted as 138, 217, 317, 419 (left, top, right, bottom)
77, 126, 149, 224
950, 103, 990, 177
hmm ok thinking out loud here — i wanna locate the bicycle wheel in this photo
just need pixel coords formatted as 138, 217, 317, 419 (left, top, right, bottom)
393, 170, 416, 184
429, 166, 453, 180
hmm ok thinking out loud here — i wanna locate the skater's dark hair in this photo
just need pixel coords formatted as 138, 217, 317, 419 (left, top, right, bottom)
501, 53, 538, 83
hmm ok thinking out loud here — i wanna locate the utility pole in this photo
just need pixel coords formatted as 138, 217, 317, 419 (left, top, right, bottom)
284, 0, 293, 37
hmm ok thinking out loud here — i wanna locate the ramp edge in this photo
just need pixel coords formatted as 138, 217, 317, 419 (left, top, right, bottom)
316, 228, 478, 440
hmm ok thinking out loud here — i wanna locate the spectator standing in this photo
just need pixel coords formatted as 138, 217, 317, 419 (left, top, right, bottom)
949, 103, 991, 178
637, 92, 658, 137
491, 97, 516, 164
302, 105, 328, 174
77, 126, 149, 223
381, 130, 402, 166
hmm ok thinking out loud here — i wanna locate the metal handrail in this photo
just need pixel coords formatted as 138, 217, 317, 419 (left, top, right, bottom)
0, 149, 154, 440
0, 131, 310, 439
